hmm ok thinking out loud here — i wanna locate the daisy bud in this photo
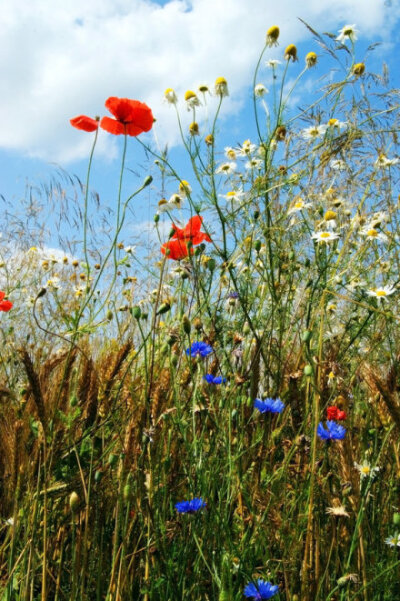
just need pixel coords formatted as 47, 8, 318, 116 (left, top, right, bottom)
214, 77, 229, 97
205, 134, 214, 146
305, 51, 317, 68
69, 491, 80, 514
266, 25, 280, 47
284, 44, 298, 62
352, 62, 365, 76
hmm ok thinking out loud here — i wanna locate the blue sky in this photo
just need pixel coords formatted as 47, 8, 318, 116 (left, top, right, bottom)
1, 0, 399, 254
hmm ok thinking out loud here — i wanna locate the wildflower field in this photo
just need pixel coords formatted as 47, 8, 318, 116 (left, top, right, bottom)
2, 21, 400, 601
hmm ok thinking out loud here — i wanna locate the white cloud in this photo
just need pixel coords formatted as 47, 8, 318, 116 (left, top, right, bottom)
1, 0, 398, 163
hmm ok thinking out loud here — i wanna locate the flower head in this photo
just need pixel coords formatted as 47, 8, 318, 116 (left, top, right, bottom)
317, 421, 346, 441
385, 533, 400, 547
100, 97, 153, 136
70, 115, 99, 132
327, 406, 347, 421
185, 90, 200, 109
175, 497, 206, 514
215, 77, 229, 97
336, 24, 358, 44
164, 88, 178, 104
367, 285, 396, 299
288, 198, 312, 214
171, 216, 211, 244
354, 460, 380, 480
312, 231, 339, 243
305, 51, 317, 68
352, 63, 365, 76
254, 84, 268, 97
302, 124, 327, 140
254, 398, 285, 414
266, 25, 280, 47
284, 44, 298, 62
204, 374, 226, 385
186, 341, 213, 358
189, 121, 199, 135
216, 162, 236, 175
161, 239, 193, 261
244, 579, 279, 599
0, 292, 12, 312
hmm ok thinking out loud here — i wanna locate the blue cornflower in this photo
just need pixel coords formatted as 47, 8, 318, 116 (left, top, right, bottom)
317, 420, 346, 441
186, 341, 213, 358
244, 579, 279, 599
175, 497, 206, 514
204, 374, 226, 385
227, 291, 239, 299
254, 398, 285, 414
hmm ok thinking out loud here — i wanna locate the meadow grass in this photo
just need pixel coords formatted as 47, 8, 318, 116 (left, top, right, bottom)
1, 23, 400, 601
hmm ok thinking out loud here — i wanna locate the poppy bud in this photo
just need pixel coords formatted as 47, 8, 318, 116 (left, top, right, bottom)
304, 364, 313, 376
182, 314, 191, 335
108, 453, 118, 467
254, 240, 262, 252
94, 470, 103, 483
69, 492, 80, 513
131, 306, 141, 319
37, 288, 47, 299
207, 258, 216, 271
143, 175, 153, 187
154, 214, 160, 223
393, 512, 400, 526
302, 330, 312, 342
156, 302, 171, 315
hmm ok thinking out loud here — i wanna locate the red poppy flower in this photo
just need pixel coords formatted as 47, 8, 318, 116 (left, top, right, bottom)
161, 238, 194, 261
171, 216, 212, 245
327, 405, 347, 421
70, 115, 99, 132
100, 97, 154, 136
0, 291, 12, 312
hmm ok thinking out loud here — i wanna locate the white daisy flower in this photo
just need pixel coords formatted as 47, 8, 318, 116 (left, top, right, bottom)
266, 59, 281, 68
369, 211, 389, 228
237, 139, 257, 156
330, 159, 347, 171
254, 84, 269, 97
375, 154, 400, 168
221, 190, 246, 204
245, 158, 263, 170
216, 162, 236, 175
327, 118, 348, 130
354, 460, 380, 480
124, 246, 136, 254
302, 125, 327, 140
168, 193, 184, 209
311, 231, 340, 243
288, 198, 312, 215
336, 24, 358, 44
385, 533, 400, 547
224, 147, 237, 160
367, 285, 396, 299
359, 227, 388, 242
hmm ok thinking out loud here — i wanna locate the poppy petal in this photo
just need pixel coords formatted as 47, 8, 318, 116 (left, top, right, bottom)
183, 216, 202, 238
0, 300, 13, 312
124, 122, 146, 137
161, 239, 193, 260
70, 115, 99, 132
100, 116, 126, 135
0, 291, 5, 302
104, 97, 154, 132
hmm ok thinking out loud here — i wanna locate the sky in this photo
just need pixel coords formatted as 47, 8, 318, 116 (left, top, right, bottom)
1, 0, 399, 251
